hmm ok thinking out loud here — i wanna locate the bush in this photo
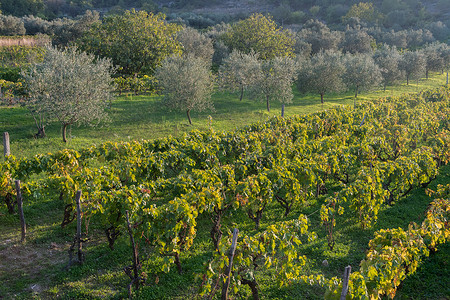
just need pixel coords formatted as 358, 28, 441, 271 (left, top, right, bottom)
114, 75, 158, 95
0, 66, 21, 82
0, 79, 24, 105
0, 15, 26, 36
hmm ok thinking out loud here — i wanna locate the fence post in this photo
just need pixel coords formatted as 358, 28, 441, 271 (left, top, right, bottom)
15, 180, 26, 242
340, 265, 352, 300
3, 132, 10, 157
221, 228, 239, 300
75, 191, 83, 264
127, 211, 139, 288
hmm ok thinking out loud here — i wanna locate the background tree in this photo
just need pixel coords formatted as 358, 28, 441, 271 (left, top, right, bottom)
176, 27, 214, 64
218, 50, 260, 101
272, 3, 306, 26
381, 30, 408, 49
342, 2, 383, 24
399, 50, 426, 85
422, 42, 447, 79
292, 33, 312, 58
441, 44, 450, 84
221, 13, 294, 60
0, 14, 26, 35
22, 15, 52, 35
425, 21, 450, 41
343, 53, 382, 98
78, 9, 182, 76
405, 29, 434, 48
0, 0, 45, 17
297, 19, 342, 54
206, 22, 231, 67
248, 56, 298, 112
52, 10, 100, 47
340, 25, 374, 54
325, 4, 348, 24
155, 54, 214, 125
23, 46, 114, 142
373, 44, 403, 90
297, 50, 346, 104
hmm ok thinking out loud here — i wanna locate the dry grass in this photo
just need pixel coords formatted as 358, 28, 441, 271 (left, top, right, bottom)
0, 36, 50, 47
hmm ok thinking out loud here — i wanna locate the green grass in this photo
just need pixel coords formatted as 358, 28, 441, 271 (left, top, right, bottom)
1, 72, 448, 159
0, 73, 449, 299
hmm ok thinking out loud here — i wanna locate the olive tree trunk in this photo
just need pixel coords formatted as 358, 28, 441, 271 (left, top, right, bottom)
62, 123, 69, 143
186, 109, 192, 125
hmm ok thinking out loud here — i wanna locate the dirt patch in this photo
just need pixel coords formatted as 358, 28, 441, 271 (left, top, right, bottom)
0, 36, 51, 47
0, 235, 68, 298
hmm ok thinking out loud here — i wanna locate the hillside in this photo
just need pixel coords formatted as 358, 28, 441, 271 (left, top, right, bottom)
1, 0, 450, 31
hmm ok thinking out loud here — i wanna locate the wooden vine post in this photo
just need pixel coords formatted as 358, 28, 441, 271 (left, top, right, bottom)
14, 180, 26, 242
3, 132, 10, 157
340, 265, 352, 300
221, 228, 239, 300
66, 191, 84, 269
125, 210, 141, 299
75, 191, 83, 263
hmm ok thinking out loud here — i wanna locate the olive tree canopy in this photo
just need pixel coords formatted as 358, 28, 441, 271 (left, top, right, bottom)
343, 53, 382, 98
23, 46, 114, 142
297, 50, 346, 104
218, 50, 261, 101
248, 56, 298, 113
156, 54, 214, 125
373, 44, 403, 90
399, 50, 426, 85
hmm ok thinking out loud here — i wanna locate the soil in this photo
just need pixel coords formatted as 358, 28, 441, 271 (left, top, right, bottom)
0, 231, 68, 298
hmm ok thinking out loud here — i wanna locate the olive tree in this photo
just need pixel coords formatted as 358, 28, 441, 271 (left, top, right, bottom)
218, 50, 260, 101
23, 46, 114, 142
156, 54, 214, 125
343, 53, 382, 98
373, 44, 403, 91
340, 25, 374, 54
297, 50, 346, 104
177, 26, 214, 64
423, 42, 448, 79
297, 19, 342, 54
399, 50, 426, 85
248, 56, 298, 113
441, 45, 450, 84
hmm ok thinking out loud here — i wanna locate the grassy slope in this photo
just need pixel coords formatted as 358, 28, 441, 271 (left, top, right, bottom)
0, 73, 449, 299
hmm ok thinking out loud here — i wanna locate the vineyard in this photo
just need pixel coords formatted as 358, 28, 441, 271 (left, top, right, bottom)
1, 86, 450, 299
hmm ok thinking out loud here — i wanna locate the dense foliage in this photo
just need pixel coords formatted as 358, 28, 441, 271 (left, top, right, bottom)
77, 10, 182, 76
221, 14, 295, 60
